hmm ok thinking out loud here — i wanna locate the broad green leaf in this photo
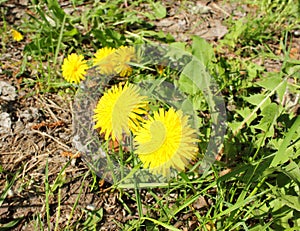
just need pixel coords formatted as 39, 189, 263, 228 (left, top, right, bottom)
178, 73, 198, 95
191, 36, 215, 66
151, 2, 167, 19
228, 121, 242, 132
179, 60, 201, 95
245, 62, 264, 81
166, 42, 187, 59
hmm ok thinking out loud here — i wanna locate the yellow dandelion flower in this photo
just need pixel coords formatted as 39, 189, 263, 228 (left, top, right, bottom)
134, 107, 198, 176
113, 46, 136, 77
93, 47, 116, 75
61, 53, 88, 84
11, 29, 23, 42
93, 83, 148, 141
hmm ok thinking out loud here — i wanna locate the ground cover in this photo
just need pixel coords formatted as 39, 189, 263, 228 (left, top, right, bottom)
0, 0, 299, 230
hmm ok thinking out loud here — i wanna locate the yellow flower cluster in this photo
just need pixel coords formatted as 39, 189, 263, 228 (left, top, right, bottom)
61, 46, 136, 84
61, 46, 199, 176
93, 46, 136, 77
93, 82, 199, 176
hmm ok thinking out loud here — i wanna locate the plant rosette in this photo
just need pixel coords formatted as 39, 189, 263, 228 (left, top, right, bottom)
71, 42, 227, 188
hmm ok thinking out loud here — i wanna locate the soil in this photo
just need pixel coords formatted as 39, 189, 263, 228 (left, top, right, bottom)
0, 0, 299, 230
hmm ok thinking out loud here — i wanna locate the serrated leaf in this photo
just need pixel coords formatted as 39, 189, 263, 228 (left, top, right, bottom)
276, 79, 287, 103
271, 116, 300, 167
236, 107, 257, 126
256, 74, 282, 91
255, 103, 278, 131
280, 194, 300, 211
283, 161, 300, 185
228, 121, 242, 132
256, 75, 288, 102
243, 94, 271, 109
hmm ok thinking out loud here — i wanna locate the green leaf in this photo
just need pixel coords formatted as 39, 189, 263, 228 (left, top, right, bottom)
63, 28, 79, 37
256, 74, 287, 102
283, 160, 300, 185
236, 107, 257, 126
0, 218, 23, 230
220, 19, 247, 47
178, 60, 201, 95
151, 2, 167, 19
0, 170, 20, 207
255, 103, 278, 131
140, 217, 181, 231
191, 36, 215, 66
243, 94, 271, 109
276, 79, 287, 103
166, 42, 187, 59
280, 194, 300, 211
271, 116, 300, 167
256, 74, 282, 91
228, 121, 242, 132
245, 61, 264, 81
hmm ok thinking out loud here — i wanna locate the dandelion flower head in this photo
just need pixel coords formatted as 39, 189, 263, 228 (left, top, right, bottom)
134, 107, 198, 176
11, 29, 23, 42
61, 53, 88, 84
94, 83, 148, 141
93, 47, 116, 75
113, 46, 136, 77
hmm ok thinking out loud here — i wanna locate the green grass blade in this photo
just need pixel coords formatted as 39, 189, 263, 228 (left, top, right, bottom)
0, 169, 20, 207
45, 159, 51, 231
140, 217, 181, 231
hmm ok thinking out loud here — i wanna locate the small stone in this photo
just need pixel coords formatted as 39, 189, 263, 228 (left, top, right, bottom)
0, 81, 17, 101
193, 196, 208, 209
0, 112, 12, 134
71, 158, 77, 166
19, 107, 39, 122
86, 204, 96, 211
7, 189, 14, 198
294, 30, 300, 37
